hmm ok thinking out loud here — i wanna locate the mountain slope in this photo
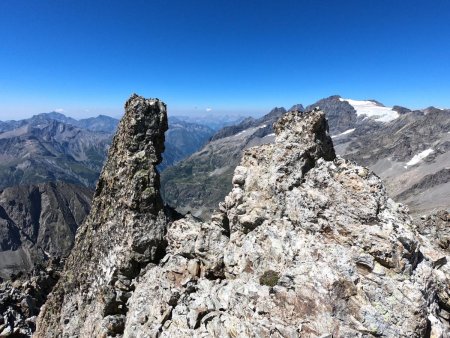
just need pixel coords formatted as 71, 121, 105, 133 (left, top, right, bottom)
329, 104, 450, 215
159, 117, 215, 170
0, 182, 92, 279
161, 107, 287, 219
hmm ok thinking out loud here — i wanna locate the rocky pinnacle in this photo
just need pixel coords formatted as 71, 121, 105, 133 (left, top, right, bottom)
35, 94, 169, 337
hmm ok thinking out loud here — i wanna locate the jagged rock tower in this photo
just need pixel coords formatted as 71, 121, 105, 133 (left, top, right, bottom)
36, 97, 449, 337
36, 94, 170, 336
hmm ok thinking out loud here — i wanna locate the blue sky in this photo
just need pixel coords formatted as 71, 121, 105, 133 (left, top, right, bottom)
0, 0, 449, 119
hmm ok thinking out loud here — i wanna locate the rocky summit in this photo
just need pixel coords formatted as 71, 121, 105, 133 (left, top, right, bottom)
35, 96, 449, 337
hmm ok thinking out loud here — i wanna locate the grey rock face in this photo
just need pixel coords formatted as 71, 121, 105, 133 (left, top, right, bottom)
35, 95, 171, 337
416, 210, 450, 253
0, 260, 61, 336
124, 110, 449, 337
0, 182, 92, 279
306, 95, 358, 134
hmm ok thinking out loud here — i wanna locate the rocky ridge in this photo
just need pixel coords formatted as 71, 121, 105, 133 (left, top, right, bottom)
35, 97, 450, 337
124, 109, 449, 337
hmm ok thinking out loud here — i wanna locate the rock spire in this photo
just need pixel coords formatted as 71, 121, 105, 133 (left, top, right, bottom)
36, 94, 170, 336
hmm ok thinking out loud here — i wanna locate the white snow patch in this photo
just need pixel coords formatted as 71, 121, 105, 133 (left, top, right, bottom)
235, 125, 266, 137
405, 148, 434, 167
340, 98, 399, 123
332, 128, 355, 138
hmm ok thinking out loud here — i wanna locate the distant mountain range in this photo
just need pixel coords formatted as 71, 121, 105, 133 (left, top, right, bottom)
0, 112, 229, 189
0, 118, 112, 189
0, 112, 119, 133
1, 100, 448, 218
161, 96, 450, 219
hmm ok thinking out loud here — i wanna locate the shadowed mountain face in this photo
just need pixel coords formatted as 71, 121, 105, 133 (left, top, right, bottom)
159, 117, 215, 170
161, 96, 450, 219
0, 182, 92, 279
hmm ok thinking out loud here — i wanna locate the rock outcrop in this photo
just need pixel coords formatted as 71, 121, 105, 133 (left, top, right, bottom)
36, 98, 450, 337
124, 111, 449, 337
0, 260, 61, 336
130, 109, 449, 336
35, 95, 173, 337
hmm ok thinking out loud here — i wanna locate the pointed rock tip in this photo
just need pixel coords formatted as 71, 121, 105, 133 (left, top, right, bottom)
100, 93, 168, 179
273, 109, 335, 160
125, 93, 166, 111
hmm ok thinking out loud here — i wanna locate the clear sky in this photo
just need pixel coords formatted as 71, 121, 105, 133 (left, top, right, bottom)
0, 0, 449, 120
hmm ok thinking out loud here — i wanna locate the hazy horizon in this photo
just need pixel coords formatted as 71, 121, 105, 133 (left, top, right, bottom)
1, 93, 448, 122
